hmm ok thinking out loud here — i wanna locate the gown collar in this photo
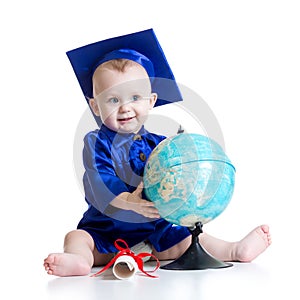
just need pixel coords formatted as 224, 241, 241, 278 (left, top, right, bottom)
100, 124, 150, 143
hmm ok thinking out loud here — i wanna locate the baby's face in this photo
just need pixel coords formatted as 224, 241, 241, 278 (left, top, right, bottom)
90, 63, 157, 133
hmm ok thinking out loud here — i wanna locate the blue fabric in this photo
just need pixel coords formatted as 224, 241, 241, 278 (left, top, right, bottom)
92, 49, 155, 80
66, 29, 183, 108
77, 125, 191, 253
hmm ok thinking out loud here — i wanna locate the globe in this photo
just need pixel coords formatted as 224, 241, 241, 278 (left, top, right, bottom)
143, 133, 236, 227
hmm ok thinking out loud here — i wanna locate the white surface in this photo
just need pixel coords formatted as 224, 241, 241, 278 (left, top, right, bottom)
5, 250, 298, 300
46, 262, 285, 300
1, 0, 299, 299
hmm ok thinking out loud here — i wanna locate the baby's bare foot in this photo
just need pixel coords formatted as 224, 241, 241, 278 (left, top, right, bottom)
234, 225, 272, 262
44, 253, 91, 277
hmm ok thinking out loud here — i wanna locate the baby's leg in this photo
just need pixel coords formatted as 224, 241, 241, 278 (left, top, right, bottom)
232, 224, 272, 262
44, 229, 94, 276
153, 225, 271, 263
200, 225, 272, 262
44, 229, 113, 277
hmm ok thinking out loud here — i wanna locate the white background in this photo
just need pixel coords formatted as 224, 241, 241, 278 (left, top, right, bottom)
1, 0, 299, 299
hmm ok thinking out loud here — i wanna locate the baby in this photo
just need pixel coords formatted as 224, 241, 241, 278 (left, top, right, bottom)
44, 30, 271, 276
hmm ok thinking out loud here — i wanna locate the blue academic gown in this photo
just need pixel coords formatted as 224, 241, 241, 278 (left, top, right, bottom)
77, 124, 190, 253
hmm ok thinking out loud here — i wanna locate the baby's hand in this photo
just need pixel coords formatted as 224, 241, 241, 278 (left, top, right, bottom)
127, 182, 160, 219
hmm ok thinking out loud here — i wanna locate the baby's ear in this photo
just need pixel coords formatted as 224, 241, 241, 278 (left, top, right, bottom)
89, 98, 100, 116
149, 93, 158, 108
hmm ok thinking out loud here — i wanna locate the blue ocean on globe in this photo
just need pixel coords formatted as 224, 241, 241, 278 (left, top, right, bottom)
144, 133, 236, 227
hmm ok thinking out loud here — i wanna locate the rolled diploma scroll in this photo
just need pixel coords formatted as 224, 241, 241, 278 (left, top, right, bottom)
112, 255, 138, 280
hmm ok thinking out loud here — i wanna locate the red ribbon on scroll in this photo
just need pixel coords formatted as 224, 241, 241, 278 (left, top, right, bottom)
91, 239, 160, 278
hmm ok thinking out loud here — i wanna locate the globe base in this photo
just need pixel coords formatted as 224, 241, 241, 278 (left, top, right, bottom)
160, 222, 233, 270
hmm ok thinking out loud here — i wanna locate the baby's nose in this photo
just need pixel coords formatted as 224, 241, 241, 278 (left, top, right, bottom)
119, 100, 132, 112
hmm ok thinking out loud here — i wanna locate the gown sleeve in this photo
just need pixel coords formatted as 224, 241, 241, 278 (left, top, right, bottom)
82, 131, 129, 213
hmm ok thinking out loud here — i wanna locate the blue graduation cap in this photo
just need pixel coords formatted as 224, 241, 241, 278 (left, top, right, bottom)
66, 28, 182, 108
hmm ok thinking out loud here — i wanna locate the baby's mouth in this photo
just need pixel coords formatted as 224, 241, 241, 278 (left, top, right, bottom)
118, 116, 135, 122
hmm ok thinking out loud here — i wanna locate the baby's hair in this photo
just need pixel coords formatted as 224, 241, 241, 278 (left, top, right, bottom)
91, 59, 149, 100
98, 59, 137, 73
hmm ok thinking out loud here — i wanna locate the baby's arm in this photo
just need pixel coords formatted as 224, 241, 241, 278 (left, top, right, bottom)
83, 131, 160, 219
110, 182, 160, 219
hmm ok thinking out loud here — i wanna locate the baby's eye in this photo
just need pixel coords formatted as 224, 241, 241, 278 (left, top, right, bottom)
108, 97, 119, 104
131, 95, 142, 101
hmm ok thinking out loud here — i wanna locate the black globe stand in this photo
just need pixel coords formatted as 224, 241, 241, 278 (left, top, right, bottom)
161, 222, 233, 270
